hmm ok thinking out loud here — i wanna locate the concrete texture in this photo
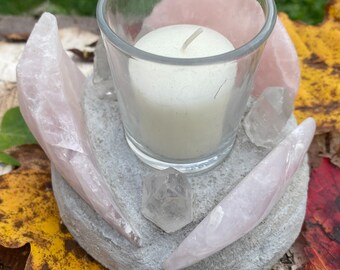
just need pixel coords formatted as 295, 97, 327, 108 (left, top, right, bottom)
52, 79, 310, 270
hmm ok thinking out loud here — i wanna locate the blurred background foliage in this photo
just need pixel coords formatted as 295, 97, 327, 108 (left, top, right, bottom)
0, 0, 329, 25
276, 0, 328, 24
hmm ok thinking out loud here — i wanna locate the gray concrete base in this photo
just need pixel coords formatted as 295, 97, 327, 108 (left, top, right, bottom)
52, 80, 310, 270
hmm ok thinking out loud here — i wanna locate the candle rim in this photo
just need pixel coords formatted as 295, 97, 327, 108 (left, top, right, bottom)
97, 0, 277, 66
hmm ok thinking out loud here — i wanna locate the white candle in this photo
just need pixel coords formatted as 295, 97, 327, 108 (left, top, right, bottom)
129, 24, 237, 159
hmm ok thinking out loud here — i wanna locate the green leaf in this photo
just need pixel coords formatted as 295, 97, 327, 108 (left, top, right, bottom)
0, 152, 20, 166
0, 107, 37, 151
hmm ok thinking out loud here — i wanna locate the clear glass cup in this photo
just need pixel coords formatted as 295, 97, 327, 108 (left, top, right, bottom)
97, 0, 277, 173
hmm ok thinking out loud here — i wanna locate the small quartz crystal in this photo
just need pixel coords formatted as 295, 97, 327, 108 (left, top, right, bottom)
93, 39, 116, 100
243, 87, 295, 148
142, 168, 192, 233
93, 39, 112, 84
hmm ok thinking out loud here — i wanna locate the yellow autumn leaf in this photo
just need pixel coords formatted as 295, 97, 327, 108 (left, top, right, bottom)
0, 145, 105, 270
280, 0, 340, 133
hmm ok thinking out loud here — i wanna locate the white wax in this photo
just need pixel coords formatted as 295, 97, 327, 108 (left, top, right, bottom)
129, 24, 237, 159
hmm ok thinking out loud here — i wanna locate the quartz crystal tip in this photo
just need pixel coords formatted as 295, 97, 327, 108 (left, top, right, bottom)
93, 39, 112, 84
92, 39, 117, 100
142, 168, 193, 233
243, 86, 296, 148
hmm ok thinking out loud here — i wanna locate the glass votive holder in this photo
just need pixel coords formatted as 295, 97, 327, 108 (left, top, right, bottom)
97, 0, 277, 173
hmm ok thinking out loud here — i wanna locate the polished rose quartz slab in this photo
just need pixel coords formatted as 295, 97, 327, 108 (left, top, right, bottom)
16, 13, 141, 247
143, 0, 300, 97
164, 118, 316, 270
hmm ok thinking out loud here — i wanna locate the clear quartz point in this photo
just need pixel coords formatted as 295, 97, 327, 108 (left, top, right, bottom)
93, 39, 112, 84
93, 39, 116, 100
243, 87, 295, 148
142, 168, 193, 233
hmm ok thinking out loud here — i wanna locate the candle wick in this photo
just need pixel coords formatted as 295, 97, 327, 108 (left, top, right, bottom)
182, 28, 204, 52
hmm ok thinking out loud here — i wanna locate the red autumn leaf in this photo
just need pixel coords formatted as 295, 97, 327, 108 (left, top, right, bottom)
302, 158, 340, 270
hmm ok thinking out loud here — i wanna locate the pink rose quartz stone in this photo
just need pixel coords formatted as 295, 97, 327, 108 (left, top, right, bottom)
142, 0, 300, 97
16, 13, 141, 247
164, 118, 316, 270
254, 18, 300, 97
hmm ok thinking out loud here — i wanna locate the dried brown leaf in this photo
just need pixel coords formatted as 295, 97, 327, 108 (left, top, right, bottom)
3, 32, 30, 43
68, 48, 94, 62
0, 242, 31, 270
308, 132, 340, 168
